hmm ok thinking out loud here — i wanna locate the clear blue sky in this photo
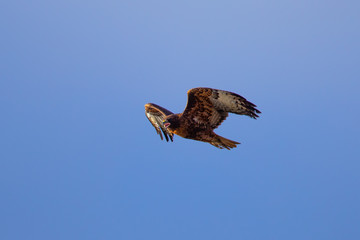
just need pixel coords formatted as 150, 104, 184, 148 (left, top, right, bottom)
1, 1, 359, 239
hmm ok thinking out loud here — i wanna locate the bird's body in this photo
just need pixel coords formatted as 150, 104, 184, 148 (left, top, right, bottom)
145, 87, 261, 149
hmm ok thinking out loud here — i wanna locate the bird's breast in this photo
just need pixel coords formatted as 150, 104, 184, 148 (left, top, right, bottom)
170, 128, 189, 138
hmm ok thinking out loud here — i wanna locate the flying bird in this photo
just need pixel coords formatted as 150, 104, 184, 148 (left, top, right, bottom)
145, 87, 261, 150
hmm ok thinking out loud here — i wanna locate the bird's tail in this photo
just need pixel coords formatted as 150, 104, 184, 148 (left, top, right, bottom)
210, 134, 240, 150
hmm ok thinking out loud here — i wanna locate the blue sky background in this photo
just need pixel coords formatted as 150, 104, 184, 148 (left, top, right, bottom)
1, 1, 359, 239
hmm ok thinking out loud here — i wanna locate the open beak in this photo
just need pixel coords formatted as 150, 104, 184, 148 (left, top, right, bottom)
163, 120, 170, 128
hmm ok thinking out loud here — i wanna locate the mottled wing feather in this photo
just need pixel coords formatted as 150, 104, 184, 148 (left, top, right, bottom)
210, 88, 261, 119
182, 88, 218, 127
183, 88, 261, 130
145, 103, 174, 142
209, 110, 228, 129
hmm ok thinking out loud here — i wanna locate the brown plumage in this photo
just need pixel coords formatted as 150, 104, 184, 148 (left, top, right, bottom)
145, 87, 261, 150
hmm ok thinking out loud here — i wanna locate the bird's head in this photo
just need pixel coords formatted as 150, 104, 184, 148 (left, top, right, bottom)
163, 115, 179, 129
163, 119, 171, 128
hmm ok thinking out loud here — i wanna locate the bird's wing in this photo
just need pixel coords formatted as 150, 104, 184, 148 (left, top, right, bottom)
182, 88, 261, 129
145, 103, 174, 142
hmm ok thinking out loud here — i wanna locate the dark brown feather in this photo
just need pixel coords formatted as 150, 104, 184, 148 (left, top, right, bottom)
182, 87, 261, 130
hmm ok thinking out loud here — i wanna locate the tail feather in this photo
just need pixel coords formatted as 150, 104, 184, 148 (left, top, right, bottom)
210, 135, 240, 150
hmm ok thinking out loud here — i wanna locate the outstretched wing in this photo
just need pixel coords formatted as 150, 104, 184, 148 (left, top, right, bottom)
182, 88, 261, 129
145, 103, 174, 142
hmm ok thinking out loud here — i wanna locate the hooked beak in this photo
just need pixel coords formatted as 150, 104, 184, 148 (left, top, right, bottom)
163, 120, 170, 128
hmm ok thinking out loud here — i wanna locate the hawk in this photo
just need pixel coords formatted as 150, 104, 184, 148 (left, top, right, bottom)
145, 87, 261, 150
